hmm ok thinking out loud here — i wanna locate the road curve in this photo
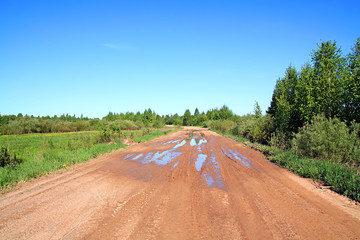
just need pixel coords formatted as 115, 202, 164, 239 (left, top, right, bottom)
1, 127, 360, 239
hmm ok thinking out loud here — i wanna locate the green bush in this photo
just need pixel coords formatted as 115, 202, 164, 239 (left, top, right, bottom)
0, 146, 22, 168
291, 114, 360, 167
205, 120, 236, 134
0, 146, 11, 167
152, 120, 165, 128
269, 130, 289, 150
232, 115, 274, 144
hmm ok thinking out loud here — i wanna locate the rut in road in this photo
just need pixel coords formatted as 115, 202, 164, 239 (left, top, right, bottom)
1, 127, 360, 239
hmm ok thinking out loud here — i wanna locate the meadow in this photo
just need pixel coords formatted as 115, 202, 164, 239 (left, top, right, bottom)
0, 127, 179, 191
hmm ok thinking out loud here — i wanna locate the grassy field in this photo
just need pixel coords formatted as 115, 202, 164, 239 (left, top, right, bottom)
0, 127, 180, 191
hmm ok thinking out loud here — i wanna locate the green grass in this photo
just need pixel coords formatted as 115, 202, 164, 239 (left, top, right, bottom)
211, 129, 360, 202
0, 127, 181, 191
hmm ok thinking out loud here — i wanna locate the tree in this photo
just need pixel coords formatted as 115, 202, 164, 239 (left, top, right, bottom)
183, 109, 192, 126
254, 101, 262, 118
344, 37, 360, 123
267, 65, 299, 134
294, 64, 317, 124
192, 108, 200, 126
219, 105, 233, 120
311, 40, 346, 118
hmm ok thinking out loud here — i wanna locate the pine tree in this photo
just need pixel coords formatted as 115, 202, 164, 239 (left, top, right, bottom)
345, 38, 360, 122
183, 109, 192, 126
311, 40, 346, 118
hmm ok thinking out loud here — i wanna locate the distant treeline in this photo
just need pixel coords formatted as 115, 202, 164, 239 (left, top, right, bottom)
0, 109, 166, 135
0, 106, 238, 135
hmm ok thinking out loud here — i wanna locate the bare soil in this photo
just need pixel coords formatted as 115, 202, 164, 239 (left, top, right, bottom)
1, 127, 360, 239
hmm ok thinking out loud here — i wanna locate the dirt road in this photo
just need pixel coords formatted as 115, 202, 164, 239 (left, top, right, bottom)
1, 127, 360, 239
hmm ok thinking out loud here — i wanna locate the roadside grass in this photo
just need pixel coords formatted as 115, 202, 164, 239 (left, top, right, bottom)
0, 127, 181, 191
211, 129, 360, 203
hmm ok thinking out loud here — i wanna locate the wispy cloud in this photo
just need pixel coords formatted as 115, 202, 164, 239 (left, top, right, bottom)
101, 43, 136, 50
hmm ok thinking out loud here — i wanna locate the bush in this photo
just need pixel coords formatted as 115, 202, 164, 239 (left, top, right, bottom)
205, 120, 236, 134
152, 120, 165, 128
232, 115, 274, 144
0, 146, 21, 168
291, 114, 360, 167
269, 130, 289, 150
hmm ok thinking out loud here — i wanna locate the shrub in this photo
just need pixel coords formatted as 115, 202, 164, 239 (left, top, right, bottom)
152, 120, 165, 128
291, 114, 360, 167
269, 130, 289, 150
232, 115, 274, 144
205, 120, 236, 134
0, 146, 21, 168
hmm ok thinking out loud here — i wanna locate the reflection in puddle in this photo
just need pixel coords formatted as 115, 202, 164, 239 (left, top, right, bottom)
202, 153, 225, 188
124, 154, 133, 160
123, 136, 230, 190
171, 162, 178, 170
195, 154, 207, 171
128, 139, 186, 167
173, 140, 186, 149
204, 173, 214, 186
210, 154, 220, 169
132, 154, 143, 160
190, 137, 207, 147
162, 139, 182, 145
190, 136, 207, 153
142, 152, 153, 164
221, 147, 252, 168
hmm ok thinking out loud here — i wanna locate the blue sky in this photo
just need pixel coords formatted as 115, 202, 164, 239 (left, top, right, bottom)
1, 0, 359, 118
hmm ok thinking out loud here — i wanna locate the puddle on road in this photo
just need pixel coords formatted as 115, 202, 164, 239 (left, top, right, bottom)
124, 154, 134, 160
190, 137, 207, 147
173, 140, 186, 149
221, 147, 252, 168
142, 152, 153, 164
160, 151, 182, 165
162, 139, 182, 145
122, 136, 228, 190
210, 154, 220, 169
201, 153, 226, 188
204, 173, 214, 186
132, 154, 144, 160
190, 136, 207, 153
195, 154, 207, 171
171, 162, 179, 170
127, 139, 186, 167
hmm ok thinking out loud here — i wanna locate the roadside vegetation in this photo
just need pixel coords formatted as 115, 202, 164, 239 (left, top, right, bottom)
0, 123, 180, 191
0, 108, 167, 135
205, 38, 360, 202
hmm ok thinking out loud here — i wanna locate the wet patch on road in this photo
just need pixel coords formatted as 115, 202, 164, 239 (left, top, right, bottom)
221, 147, 252, 168
195, 154, 207, 171
125, 140, 186, 167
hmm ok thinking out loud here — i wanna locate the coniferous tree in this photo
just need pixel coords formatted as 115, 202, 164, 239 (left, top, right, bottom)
183, 109, 192, 126
311, 40, 346, 118
345, 38, 360, 123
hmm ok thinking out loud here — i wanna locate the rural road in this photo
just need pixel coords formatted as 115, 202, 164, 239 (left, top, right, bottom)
1, 127, 360, 239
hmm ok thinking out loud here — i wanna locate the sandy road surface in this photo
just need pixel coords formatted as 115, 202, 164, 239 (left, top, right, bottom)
1, 127, 360, 239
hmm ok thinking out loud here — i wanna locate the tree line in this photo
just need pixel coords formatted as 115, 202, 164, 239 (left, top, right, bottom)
268, 38, 360, 137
